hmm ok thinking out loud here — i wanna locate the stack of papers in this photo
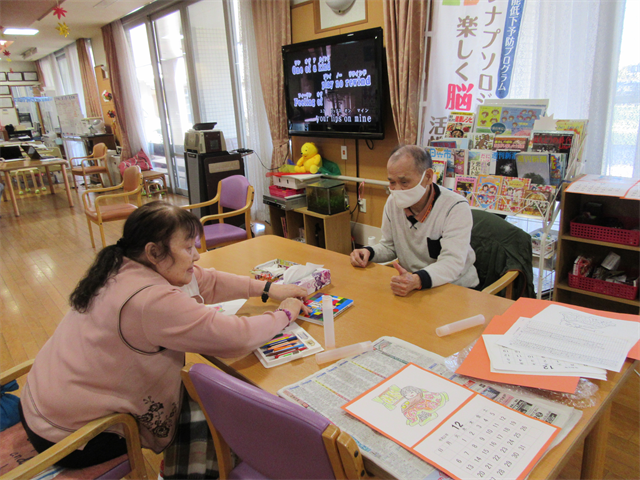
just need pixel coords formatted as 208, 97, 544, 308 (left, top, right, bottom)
457, 299, 640, 393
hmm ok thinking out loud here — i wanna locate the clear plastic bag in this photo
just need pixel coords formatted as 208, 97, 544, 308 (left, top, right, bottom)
444, 339, 600, 409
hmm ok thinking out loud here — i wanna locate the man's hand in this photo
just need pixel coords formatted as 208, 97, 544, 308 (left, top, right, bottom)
350, 248, 371, 268
268, 284, 307, 302
390, 262, 422, 296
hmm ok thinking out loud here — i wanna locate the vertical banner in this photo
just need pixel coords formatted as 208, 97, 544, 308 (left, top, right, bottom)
421, 0, 525, 145
496, 0, 525, 98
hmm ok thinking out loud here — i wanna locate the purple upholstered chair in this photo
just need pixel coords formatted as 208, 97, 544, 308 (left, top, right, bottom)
182, 175, 254, 253
181, 363, 367, 480
0, 360, 148, 480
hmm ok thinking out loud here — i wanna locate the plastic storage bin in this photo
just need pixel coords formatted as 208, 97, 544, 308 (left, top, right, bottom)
306, 179, 346, 215
567, 274, 638, 300
570, 220, 640, 246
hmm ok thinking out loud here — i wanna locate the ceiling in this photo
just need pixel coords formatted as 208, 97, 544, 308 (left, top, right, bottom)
0, 0, 154, 62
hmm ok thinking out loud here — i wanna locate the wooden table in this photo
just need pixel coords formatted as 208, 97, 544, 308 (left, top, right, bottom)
0, 158, 74, 217
196, 235, 637, 480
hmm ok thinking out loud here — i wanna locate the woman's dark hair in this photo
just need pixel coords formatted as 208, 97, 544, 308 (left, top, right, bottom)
69, 201, 202, 312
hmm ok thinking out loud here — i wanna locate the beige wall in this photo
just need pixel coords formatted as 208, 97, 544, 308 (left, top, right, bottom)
290, 0, 395, 229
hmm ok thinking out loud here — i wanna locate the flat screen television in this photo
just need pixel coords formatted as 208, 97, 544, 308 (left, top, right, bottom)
283, 27, 385, 139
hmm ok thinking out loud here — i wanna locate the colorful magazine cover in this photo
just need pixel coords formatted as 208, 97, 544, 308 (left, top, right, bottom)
454, 175, 476, 200
549, 153, 567, 187
445, 111, 475, 138
476, 105, 546, 135
530, 131, 575, 159
431, 160, 446, 186
428, 147, 455, 179
297, 292, 354, 326
452, 149, 468, 176
468, 150, 494, 176
522, 185, 556, 217
498, 177, 531, 213
468, 133, 495, 150
516, 152, 551, 185
430, 140, 457, 148
473, 175, 503, 209
494, 150, 519, 177
492, 136, 529, 151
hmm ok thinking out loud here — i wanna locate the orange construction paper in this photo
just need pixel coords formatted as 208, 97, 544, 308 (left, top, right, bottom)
457, 315, 580, 394
457, 298, 640, 394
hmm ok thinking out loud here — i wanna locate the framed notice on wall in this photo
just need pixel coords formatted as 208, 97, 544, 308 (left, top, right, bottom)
0, 97, 13, 108
0, 72, 7, 81
23, 72, 38, 81
7, 72, 23, 81
0, 85, 10, 95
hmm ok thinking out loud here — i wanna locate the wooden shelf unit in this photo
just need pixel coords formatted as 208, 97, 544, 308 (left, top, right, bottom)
553, 188, 639, 314
268, 206, 352, 255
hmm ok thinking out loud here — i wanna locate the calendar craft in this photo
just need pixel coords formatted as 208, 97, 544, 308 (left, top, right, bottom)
343, 363, 560, 480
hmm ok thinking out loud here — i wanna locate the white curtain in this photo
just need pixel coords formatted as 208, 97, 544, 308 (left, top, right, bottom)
509, 0, 636, 177
234, 0, 273, 223
64, 43, 87, 117
112, 19, 149, 156
38, 55, 65, 96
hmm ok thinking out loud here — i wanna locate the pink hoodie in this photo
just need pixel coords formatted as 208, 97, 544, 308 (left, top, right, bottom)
22, 259, 288, 452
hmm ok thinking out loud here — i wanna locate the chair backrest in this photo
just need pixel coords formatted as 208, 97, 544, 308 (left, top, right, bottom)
470, 209, 534, 298
122, 165, 142, 193
91, 143, 108, 159
219, 175, 250, 211
184, 363, 338, 480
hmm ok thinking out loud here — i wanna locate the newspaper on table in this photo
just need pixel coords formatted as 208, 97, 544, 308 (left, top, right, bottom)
278, 337, 582, 480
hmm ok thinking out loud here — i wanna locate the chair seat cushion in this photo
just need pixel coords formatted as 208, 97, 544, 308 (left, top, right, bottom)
86, 204, 138, 222
228, 461, 268, 480
0, 423, 130, 480
197, 223, 247, 249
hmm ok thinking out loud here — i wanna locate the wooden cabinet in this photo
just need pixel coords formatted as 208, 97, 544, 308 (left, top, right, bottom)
268, 205, 352, 255
553, 188, 639, 314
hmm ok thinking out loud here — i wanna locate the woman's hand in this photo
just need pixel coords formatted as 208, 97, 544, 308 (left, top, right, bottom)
268, 283, 307, 302
278, 297, 311, 319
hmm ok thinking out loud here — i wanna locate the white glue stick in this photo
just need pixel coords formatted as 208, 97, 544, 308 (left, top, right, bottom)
322, 295, 336, 349
435, 314, 485, 337
316, 341, 373, 365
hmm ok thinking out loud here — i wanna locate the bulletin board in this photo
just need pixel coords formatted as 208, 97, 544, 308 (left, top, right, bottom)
54, 94, 84, 136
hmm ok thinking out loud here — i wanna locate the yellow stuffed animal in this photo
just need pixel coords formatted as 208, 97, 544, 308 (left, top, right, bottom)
295, 142, 323, 174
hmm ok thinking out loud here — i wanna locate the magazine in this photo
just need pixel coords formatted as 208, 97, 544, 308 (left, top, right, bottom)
549, 153, 567, 187
452, 149, 468, 176
454, 175, 476, 200
522, 185, 556, 217
494, 150, 519, 177
530, 131, 575, 159
298, 292, 354, 326
516, 152, 551, 185
498, 177, 531, 213
431, 160, 446, 186
445, 111, 475, 138
492, 135, 528, 151
468, 132, 495, 150
473, 175, 503, 209
467, 150, 494, 176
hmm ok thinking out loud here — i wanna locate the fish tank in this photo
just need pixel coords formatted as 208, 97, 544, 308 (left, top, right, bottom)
306, 179, 346, 215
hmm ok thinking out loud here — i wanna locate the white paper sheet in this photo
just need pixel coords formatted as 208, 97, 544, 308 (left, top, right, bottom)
530, 304, 640, 341
498, 317, 636, 372
483, 334, 607, 380
207, 299, 246, 315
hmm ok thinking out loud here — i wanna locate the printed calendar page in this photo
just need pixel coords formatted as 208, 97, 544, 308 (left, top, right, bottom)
342, 364, 560, 480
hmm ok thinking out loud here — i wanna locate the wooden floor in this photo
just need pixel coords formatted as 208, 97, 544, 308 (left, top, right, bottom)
1, 184, 638, 480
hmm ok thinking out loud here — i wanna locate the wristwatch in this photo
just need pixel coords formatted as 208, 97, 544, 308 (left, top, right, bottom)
261, 281, 272, 303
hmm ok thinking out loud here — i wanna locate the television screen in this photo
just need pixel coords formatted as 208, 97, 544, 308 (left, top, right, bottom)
283, 27, 385, 139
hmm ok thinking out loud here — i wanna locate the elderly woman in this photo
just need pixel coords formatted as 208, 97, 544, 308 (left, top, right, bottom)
20, 201, 308, 470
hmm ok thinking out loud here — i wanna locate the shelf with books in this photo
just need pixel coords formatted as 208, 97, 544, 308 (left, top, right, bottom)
553, 187, 639, 315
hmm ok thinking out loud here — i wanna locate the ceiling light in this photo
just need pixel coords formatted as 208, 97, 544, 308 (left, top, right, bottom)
325, 0, 356, 14
3, 28, 39, 36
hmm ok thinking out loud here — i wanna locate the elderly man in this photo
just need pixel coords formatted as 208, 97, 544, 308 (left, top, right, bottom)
350, 145, 478, 296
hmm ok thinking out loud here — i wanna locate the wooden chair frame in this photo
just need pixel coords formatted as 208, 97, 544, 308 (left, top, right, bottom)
180, 363, 366, 480
481, 270, 520, 299
183, 185, 254, 254
70, 144, 112, 190
0, 360, 148, 480
82, 171, 143, 249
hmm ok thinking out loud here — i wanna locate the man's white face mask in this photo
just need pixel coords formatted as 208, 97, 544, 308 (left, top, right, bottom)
389, 169, 427, 209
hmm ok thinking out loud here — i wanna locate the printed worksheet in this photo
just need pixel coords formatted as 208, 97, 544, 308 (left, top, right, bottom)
483, 334, 607, 380
531, 304, 640, 341
498, 317, 637, 372
343, 364, 559, 480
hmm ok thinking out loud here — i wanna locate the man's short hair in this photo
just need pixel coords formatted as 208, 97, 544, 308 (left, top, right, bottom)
389, 145, 432, 173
